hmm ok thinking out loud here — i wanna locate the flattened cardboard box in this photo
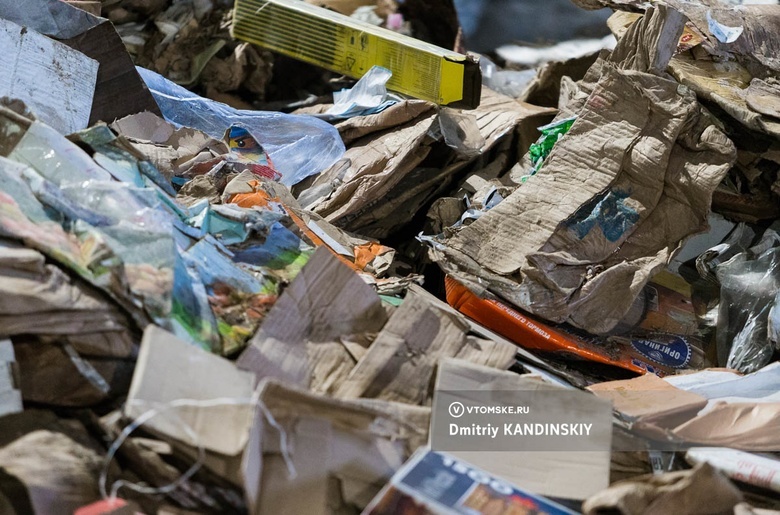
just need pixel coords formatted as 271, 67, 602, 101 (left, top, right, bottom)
242, 380, 430, 515
232, 0, 481, 107
0, 18, 98, 134
125, 325, 256, 484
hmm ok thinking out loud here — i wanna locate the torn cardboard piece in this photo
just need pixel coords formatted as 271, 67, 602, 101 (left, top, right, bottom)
0, 18, 98, 134
2, 0, 161, 126
0, 339, 22, 417
309, 87, 555, 239
429, 6, 736, 335
61, 19, 162, 125
0, 430, 105, 514
310, 107, 438, 228
334, 99, 435, 145
583, 463, 743, 515
406, 283, 562, 375
242, 380, 430, 515
237, 247, 388, 392
746, 78, 780, 120
333, 291, 516, 405
434, 358, 612, 501
588, 373, 709, 429
110, 111, 229, 180
589, 365, 780, 451
124, 325, 256, 483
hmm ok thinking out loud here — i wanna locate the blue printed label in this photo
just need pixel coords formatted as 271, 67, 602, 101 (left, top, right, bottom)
567, 189, 640, 243
631, 337, 692, 369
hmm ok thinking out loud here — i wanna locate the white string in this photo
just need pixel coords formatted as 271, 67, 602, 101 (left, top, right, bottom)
100, 389, 298, 501
255, 1, 271, 15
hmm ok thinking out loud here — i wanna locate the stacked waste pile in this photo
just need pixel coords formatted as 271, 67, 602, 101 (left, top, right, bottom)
0, 0, 779, 514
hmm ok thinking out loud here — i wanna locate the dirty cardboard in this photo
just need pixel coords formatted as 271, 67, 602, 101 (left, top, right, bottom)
429, 6, 736, 335
242, 379, 430, 515
333, 292, 516, 404
582, 463, 743, 515
124, 325, 256, 482
0, 18, 98, 134
590, 364, 780, 451
237, 247, 388, 392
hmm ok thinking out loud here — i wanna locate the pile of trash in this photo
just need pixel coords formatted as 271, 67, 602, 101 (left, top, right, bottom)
0, 0, 780, 514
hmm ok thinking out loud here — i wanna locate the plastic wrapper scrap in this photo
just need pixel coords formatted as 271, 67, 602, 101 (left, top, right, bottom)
0, 103, 337, 357
715, 230, 780, 373
138, 67, 345, 186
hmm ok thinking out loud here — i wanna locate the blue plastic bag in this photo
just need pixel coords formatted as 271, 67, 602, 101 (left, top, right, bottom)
138, 67, 345, 186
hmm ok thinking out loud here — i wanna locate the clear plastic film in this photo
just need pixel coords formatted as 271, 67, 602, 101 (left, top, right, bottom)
716, 232, 780, 373
137, 67, 345, 186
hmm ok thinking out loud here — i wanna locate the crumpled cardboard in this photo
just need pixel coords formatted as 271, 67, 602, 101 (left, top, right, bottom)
0, 430, 104, 514
237, 247, 388, 392
583, 463, 743, 515
608, 10, 780, 140
406, 283, 560, 374
307, 87, 555, 239
110, 111, 229, 180
660, 1, 780, 78
429, 5, 736, 335
242, 379, 430, 515
746, 78, 780, 120
333, 288, 516, 405
0, 238, 133, 337
14, 334, 136, 407
308, 105, 439, 230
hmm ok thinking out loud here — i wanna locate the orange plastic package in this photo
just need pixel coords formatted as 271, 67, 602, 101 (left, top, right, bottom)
444, 276, 682, 377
